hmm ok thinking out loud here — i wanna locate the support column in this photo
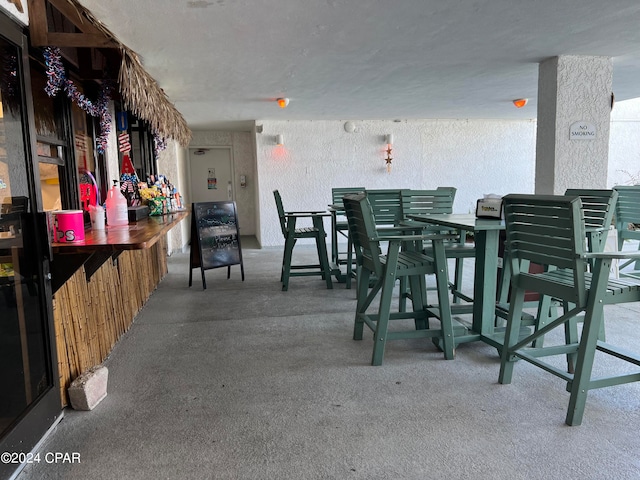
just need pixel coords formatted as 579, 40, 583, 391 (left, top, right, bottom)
535, 55, 613, 194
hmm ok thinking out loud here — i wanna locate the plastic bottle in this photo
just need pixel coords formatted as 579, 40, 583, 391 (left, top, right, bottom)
106, 180, 129, 227
89, 204, 106, 230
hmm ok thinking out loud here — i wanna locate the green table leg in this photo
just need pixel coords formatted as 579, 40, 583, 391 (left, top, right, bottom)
472, 229, 500, 336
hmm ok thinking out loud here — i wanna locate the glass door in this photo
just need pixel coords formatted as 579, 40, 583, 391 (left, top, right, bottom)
0, 14, 60, 480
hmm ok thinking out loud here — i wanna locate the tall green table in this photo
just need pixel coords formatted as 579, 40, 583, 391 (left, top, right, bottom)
407, 213, 505, 347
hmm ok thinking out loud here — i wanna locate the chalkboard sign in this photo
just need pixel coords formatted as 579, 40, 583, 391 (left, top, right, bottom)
189, 201, 245, 289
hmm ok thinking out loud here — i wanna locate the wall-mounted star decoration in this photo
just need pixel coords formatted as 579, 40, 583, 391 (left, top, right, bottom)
385, 148, 393, 173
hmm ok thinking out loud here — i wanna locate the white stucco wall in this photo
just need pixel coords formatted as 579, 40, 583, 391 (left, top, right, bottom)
256, 119, 537, 246
176, 144, 190, 249
157, 139, 189, 254
232, 131, 258, 236
609, 98, 640, 187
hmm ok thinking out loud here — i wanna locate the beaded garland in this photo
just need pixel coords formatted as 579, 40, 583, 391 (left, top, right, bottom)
43, 47, 113, 153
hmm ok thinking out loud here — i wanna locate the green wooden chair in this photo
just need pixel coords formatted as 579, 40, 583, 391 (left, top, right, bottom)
331, 187, 366, 210
343, 192, 456, 366
496, 188, 618, 346
498, 193, 640, 426
342, 189, 404, 290
560, 189, 619, 359
330, 187, 365, 288
400, 187, 457, 221
400, 187, 476, 307
565, 188, 619, 261
273, 190, 333, 291
365, 189, 404, 226
613, 185, 640, 279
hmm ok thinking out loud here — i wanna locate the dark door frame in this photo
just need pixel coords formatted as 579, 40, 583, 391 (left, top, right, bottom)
0, 12, 62, 480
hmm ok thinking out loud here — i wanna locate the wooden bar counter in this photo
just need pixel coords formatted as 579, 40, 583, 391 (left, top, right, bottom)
52, 211, 189, 254
51, 211, 188, 406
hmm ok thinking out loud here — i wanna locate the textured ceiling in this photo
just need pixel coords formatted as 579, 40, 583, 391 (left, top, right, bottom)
77, 0, 640, 131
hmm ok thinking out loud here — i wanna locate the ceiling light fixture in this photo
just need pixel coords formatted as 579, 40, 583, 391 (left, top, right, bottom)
277, 98, 289, 108
513, 98, 528, 108
276, 134, 284, 146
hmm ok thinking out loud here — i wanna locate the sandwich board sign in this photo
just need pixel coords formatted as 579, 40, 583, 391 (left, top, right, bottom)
189, 201, 245, 289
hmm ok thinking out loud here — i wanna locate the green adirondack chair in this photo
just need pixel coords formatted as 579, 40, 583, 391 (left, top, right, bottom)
273, 190, 333, 291
613, 185, 640, 278
342, 192, 456, 366
498, 194, 640, 426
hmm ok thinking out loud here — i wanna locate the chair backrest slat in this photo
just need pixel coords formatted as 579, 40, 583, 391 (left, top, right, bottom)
564, 188, 618, 232
400, 187, 456, 218
366, 189, 403, 226
503, 194, 588, 305
509, 231, 575, 266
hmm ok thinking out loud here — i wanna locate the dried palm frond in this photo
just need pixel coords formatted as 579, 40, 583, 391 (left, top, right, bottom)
67, 0, 192, 146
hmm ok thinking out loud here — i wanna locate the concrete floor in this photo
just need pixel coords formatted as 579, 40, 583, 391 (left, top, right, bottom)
17, 240, 640, 480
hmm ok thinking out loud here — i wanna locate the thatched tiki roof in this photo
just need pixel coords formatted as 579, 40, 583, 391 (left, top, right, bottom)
117, 48, 192, 147
37, 0, 192, 146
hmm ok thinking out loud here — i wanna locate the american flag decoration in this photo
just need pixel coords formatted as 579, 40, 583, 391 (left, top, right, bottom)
120, 176, 136, 194
118, 132, 131, 153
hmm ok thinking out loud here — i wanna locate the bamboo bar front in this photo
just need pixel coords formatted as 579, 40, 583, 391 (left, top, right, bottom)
52, 238, 168, 406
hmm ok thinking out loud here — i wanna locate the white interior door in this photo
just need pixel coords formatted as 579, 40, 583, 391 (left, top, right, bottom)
189, 148, 233, 204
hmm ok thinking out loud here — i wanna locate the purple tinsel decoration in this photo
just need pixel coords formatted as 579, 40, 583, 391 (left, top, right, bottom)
3, 53, 18, 97
0, 51, 19, 114
43, 47, 65, 96
44, 47, 113, 153
153, 130, 167, 154
95, 82, 113, 154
